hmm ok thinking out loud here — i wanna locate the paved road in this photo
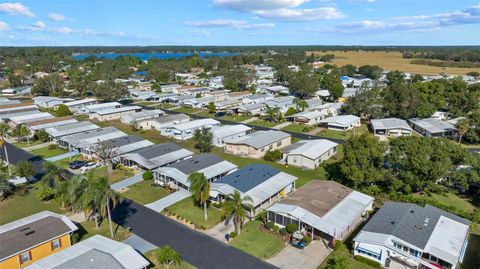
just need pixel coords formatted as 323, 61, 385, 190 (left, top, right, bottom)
138, 104, 346, 144
112, 199, 277, 269
0, 142, 47, 178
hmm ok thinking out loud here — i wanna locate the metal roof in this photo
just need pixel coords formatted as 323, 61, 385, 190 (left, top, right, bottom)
84, 102, 121, 110
120, 143, 193, 170
269, 181, 373, 238
287, 110, 326, 120
211, 124, 251, 139
45, 121, 100, 138
92, 106, 141, 116
167, 154, 226, 175
0, 211, 78, 261
238, 103, 266, 111
169, 118, 219, 132
370, 118, 412, 131
225, 130, 291, 149
25, 235, 150, 269
29, 118, 78, 131
319, 115, 360, 127
408, 118, 457, 133
10, 112, 54, 124
0, 109, 40, 120
282, 139, 338, 160
214, 164, 280, 193
141, 113, 190, 124
63, 98, 97, 107
92, 135, 154, 156
61, 127, 127, 148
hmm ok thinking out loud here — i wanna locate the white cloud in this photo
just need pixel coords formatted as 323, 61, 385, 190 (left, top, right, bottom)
308, 4, 480, 34
212, 0, 343, 21
253, 7, 344, 21
32, 20, 46, 29
55, 27, 74, 34
0, 21, 9, 31
48, 12, 66, 21
191, 29, 212, 37
0, 2, 34, 17
184, 19, 274, 30
213, 0, 308, 11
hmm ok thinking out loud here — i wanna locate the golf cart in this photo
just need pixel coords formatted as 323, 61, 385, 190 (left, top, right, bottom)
290, 231, 306, 249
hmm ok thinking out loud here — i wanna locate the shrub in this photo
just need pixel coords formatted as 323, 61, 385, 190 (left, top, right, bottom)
256, 210, 268, 224
285, 107, 296, 116
37, 185, 54, 201
286, 223, 298, 234
272, 225, 279, 233
263, 150, 283, 162
143, 171, 153, 181
279, 228, 288, 235
265, 221, 275, 230
354, 255, 381, 268
303, 235, 312, 244
48, 144, 57, 150
56, 104, 72, 117
71, 233, 80, 244
229, 231, 237, 238
156, 245, 182, 267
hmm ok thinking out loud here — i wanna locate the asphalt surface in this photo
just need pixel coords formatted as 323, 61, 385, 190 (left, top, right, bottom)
0, 142, 47, 178
112, 199, 277, 269
138, 104, 346, 144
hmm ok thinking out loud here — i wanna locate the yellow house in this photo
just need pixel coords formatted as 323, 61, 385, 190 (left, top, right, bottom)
0, 211, 78, 269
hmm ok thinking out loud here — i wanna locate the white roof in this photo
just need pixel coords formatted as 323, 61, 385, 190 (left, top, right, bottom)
158, 161, 237, 187
45, 121, 100, 138
0, 104, 37, 113
288, 110, 326, 120
85, 102, 121, 110
93, 106, 141, 116
62, 127, 127, 148
269, 190, 373, 238
371, 118, 412, 131
211, 124, 251, 138
284, 139, 338, 160
423, 216, 470, 264
10, 112, 54, 124
25, 235, 150, 269
64, 98, 97, 107
30, 119, 79, 131
409, 118, 457, 133
170, 118, 219, 132
319, 115, 360, 127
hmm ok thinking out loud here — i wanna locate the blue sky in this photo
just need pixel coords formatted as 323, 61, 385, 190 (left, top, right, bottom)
0, 0, 479, 46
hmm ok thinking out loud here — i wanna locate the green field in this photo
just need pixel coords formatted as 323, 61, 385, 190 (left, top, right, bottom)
230, 220, 284, 260
90, 166, 135, 184
220, 114, 251, 122
249, 120, 278, 128
30, 146, 67, 158
281, 123, 314, 133
76, 218, 131, 242
13, 139, 45, 148
316, 125, 368, 141
428, 192, 476, 213
164, 197, 223, 229
121, 181, 170, 205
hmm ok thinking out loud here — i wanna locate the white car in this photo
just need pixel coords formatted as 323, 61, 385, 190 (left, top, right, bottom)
80, 162, 100, 173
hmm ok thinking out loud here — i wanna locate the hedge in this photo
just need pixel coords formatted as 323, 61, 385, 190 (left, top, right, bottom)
354, 255, 382, 268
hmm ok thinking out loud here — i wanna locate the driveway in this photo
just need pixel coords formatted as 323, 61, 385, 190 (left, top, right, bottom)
267, 240, 331, 269
272, 122, 291, 130
111, 173, 143, 191
112, 199, 276, 269
44, 151, 79, 162
145, 189, 190, 212
205, 219, 235, 242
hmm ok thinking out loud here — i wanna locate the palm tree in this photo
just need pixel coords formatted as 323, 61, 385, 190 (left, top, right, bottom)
42, 162, 67, 188
0, 122, 11, 176
222, 191, 254, 235
188, 172, 210, 221
18, 124, 30, 145
97, 177, 121, 238
54, 179, 71, 208
293, 98, 308, 112
265, 105, 281, 123
456, 118, 470, 144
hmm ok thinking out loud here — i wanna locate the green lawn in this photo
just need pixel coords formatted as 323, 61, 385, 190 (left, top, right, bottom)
90, 166, 135, 184
318, 242, 374, 269
463, 226, 480, 269
155, 103, 176, 109
220, 114, 251, 122
230, 220, 284, 260
174, 107, 203, 114
121, 181, 170, 205
281, 123, 314, 133
30, 146, 68, 158
94, 120, 173, 144
249, 120, 278, 128
76, 218, 131, 242
316, 125, 369, 141
12, 139, 45, 148
164, 197, 222, 229
0, 184, 67, 225
144, 248, 196, 269
428, 192, 476, 213
54, 155, 85, 169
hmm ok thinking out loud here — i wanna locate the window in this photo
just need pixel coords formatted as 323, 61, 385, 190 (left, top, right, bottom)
269, 145, 273, 150
393, 242, 402, 250
403, 246, 408, 252
19, 252, 31, 264
277, 141, 282, 146
261, 148, 265, 152
52, 238, 61, 250
293, 157, 297, 163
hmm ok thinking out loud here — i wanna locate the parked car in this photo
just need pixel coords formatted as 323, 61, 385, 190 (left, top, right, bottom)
80, 162, 100, 173
69, 160, 88, 169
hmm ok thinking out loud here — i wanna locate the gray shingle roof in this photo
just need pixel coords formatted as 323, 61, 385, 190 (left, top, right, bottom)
361, 201, 470, 249
215, 164, 280, 193
370, 118, 412, 131
168, 154, 224, 175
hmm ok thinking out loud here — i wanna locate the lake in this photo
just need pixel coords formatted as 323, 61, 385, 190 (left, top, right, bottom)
72, 52, 240, 61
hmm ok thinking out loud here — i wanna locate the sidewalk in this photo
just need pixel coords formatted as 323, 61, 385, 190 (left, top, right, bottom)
272, 122, 292, 130
241, 117, 258, 124
145, 189, 190, 212
111, 173, 143, 191
23, 141, 55, 151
